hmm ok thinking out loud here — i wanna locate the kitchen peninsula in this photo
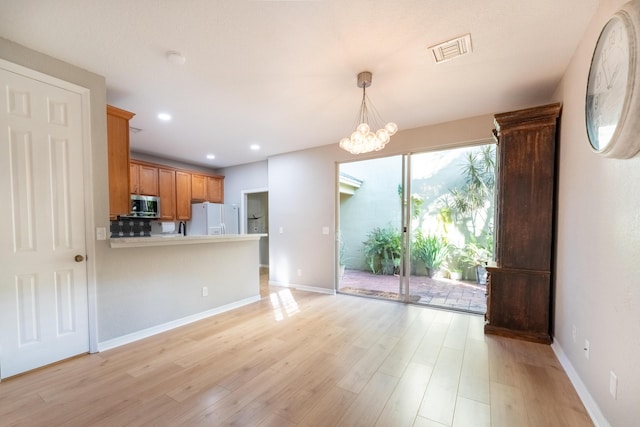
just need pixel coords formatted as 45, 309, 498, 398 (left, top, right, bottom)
109, 233, 263, 248
100, 233, 265, 351
102, 104, 267, 350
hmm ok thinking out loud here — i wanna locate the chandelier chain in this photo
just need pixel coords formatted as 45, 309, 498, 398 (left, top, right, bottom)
339, 71, 397, 155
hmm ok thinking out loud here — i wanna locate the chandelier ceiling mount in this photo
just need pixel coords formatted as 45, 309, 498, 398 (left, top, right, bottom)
339, 71, 398, 155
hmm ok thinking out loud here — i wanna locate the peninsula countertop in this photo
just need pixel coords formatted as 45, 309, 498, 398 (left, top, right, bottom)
109, 233, 267, 248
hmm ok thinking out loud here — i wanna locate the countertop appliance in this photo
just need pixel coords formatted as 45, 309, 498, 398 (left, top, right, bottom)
188, 202, 239, 236
129, 194, 160, 218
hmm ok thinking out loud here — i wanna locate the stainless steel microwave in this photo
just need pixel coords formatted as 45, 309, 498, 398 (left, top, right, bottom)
130, 195, 160, 218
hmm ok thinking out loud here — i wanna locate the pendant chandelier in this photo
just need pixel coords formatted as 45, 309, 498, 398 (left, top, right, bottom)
339, 71, 398, 154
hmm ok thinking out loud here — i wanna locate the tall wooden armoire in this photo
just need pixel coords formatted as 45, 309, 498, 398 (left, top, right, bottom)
485, 103, 561, 344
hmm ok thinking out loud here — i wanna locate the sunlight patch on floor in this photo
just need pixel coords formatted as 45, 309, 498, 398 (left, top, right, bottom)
269, 288, 300, 321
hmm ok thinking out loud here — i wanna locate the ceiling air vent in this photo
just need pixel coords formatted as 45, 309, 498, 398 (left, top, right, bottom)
429, 33, 472, 64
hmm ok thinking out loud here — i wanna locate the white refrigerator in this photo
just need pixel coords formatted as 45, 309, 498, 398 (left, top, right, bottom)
188, 202, 239, 235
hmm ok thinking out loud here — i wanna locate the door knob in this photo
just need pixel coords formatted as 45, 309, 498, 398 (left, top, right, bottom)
75, 255, 85, 262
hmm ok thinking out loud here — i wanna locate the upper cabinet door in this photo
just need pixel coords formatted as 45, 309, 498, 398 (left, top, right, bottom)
191, 174, 206, 202
158, 168, 176, 221
129, 163, 139, 194
138, 164, 158, 196
191, 173, 223, 203
130, 161, 158, 196
206, 176, 224, 203
176, 171, 192, 220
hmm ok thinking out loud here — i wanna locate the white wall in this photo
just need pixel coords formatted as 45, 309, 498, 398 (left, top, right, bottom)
268, 115, 494, 292
98, 241, 259, 341
218, 160, 268, 206
552, 0, 640, 425
220, 161, 270, 265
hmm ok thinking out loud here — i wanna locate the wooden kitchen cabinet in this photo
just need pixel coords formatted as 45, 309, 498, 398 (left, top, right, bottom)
191, 174, 206, 201
122, 159, 222, 221
484, 103, 561, 344
130, 161, 158, 196
206, 176, 224, 203
107, 105, 135, 220
158, 168, 176, 220
175, 171, 192, 220
192, 173, 224, 203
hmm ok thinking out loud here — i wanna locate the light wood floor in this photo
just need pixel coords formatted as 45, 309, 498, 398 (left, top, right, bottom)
1, 275, 592, 426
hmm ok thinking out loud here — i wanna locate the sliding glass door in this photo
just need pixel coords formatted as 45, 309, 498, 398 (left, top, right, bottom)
337, 143, 495, 314
406, 146, 495, 313
338, 155, 404, 300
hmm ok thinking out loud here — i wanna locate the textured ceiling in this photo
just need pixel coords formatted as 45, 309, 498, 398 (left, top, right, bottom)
0, 0, 599, 168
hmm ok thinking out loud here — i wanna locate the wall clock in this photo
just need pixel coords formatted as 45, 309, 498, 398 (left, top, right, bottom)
586, 0, 640, 159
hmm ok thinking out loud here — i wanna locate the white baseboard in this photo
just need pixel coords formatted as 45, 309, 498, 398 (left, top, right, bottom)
551, 340, 611, 427
97, 295, 261, 352
268, 280, 336, 295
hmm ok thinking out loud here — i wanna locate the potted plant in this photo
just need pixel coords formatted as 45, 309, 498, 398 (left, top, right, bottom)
363, 225, 402, 275
413, 230, 448, 278
445, 245, 467, 280
462, 241, 491, 284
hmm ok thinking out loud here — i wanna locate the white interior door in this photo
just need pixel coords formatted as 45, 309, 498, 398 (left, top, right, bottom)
0, 65, 89, 379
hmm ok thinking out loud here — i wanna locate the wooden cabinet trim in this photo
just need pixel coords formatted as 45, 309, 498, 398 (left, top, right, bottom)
494, 103, 561, 133
128, 159, 223, 179
107, 105, 135, 121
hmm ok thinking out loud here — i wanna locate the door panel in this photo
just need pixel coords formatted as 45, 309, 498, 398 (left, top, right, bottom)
337, 146, 494, 314
0, 66, 89, 379
338, 156, 403, 300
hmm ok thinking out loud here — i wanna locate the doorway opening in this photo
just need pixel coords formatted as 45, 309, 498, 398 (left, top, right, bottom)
337, 143, 496, 314
241, 188, 269, 268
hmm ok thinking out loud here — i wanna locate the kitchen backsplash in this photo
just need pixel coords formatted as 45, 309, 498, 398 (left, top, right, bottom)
110, 218, 151, 238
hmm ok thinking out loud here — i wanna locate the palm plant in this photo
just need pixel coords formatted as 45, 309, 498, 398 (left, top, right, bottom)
448, 145, 496, 235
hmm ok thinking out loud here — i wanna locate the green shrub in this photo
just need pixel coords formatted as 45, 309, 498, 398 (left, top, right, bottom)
413, 230, 448, 277
363, 225, 402, 275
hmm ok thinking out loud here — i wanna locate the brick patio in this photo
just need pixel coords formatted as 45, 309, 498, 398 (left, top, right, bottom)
339, 268, 487, 314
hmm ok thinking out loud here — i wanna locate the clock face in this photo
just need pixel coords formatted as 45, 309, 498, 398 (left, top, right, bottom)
586, 15, 630, 152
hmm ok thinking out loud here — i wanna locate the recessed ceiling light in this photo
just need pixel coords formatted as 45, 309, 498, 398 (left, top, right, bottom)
250, 144, 260, 151
206, 154, 215, 160
157, 113, 172, 121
